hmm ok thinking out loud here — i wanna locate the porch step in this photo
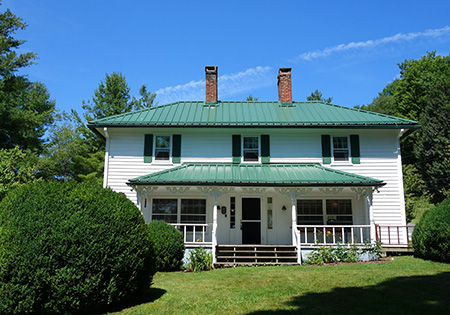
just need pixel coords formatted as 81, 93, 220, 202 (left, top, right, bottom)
215, 245, 298, 267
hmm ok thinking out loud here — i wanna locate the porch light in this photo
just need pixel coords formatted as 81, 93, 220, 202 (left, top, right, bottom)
221, 206, 227, 217
281, 205, 287, 211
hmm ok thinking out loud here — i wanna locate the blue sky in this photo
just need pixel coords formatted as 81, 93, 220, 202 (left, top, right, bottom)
4, 0, 450, 114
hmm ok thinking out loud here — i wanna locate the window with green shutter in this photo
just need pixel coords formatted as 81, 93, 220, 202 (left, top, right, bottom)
261, 135, 270, 164
144, 134, 153, 163
232, 135, 241, 164
321, 135, 331, 164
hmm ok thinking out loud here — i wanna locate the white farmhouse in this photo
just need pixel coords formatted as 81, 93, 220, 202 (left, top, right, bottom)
88, 67, 419, 264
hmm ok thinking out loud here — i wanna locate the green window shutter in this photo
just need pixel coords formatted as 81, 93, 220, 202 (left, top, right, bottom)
321, 135, 331, 164
350, 134, 360, 164
261, 135, 270, 164
172, 134, 181, 163
144, 134, 153, 163
232, 135, 241, 164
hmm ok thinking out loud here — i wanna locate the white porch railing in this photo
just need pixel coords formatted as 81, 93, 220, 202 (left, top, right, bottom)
170, 223, 213, 247
296, 225, 372, 246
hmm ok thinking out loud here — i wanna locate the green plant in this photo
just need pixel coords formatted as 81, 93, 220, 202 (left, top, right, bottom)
147, 220, 185, 271
412, 198, 450, 263
305, 241, 381, 265
0, 181, 155, 314
187, 247, 213, 272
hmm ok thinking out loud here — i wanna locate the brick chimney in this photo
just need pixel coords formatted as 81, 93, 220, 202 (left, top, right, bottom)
205, 66, 218, 103
277, 68, 292, 103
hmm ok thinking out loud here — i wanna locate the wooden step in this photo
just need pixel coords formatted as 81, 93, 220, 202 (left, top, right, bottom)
215, 245, 299, 267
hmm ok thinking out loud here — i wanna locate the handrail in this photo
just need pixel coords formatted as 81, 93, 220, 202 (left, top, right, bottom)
169, 223, 213, 245
375, 224, 414, 246
296, 225, 371, 246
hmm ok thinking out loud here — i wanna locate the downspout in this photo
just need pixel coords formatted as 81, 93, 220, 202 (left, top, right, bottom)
103, 127, 110, 188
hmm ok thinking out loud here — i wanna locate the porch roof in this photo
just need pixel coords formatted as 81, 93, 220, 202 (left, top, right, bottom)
127, 163, 385, 187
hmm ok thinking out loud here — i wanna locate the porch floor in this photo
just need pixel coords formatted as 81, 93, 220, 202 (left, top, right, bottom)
215, 245, 298, 267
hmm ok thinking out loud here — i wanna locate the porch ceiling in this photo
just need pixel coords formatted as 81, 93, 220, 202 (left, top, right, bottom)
128, 163, 385, 187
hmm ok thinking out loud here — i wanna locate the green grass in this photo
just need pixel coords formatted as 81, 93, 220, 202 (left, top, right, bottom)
111, 256, 450, 314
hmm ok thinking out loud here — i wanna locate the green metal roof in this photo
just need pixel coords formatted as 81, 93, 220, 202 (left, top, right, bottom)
88, 101, 419, 129
127, 163, 385, 187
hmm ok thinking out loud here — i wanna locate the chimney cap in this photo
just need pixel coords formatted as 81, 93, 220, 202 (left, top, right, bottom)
205, 66, 218, 72
278, 67, 292, 74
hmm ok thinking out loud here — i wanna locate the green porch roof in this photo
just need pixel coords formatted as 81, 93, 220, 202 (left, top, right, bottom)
127, 163, 385, 187
88, 101, 419, 129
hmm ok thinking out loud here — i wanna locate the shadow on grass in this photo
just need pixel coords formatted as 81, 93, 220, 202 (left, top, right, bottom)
107, 287, 166, 314
250, 272, 450, 315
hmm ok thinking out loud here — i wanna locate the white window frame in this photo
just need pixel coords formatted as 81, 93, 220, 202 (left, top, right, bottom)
297, 199, 353, 225
242, 135, 260, 163
154, 135, 172, 163
332, 136, 350, 163
150, 197, 208, 224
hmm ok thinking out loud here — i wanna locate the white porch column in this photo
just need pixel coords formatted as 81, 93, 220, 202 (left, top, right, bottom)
351, 187, 376, 243
198, 187, 234, 264
212, 200, 218, 264
291, 197, 297, 246
133, 186, 158, 221
367, 193, 376, 242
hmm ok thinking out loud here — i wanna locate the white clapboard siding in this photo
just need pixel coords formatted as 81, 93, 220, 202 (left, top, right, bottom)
104, 128, 406, 226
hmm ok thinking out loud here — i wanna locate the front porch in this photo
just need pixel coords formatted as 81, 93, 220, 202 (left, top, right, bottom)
128, 163, 411, 265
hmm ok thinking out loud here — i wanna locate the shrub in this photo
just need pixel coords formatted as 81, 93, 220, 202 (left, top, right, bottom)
412, 198, 450, 263
0, 181, 155, 314
187, 247, 213, 272
305, 241, 382, 265
147, 220, 185, 271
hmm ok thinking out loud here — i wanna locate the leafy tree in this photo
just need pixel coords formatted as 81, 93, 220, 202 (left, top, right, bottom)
359, 52, 450, 208
133, 84, 157, 108
246, 94, 259, 101
0, 3, 36, 76
307, 89, 333, 103
356, 80, 400, 117
40, 112, 88, 182
0, 146, 39, 200
414, 75, 450, 203
0, 3, 55, 152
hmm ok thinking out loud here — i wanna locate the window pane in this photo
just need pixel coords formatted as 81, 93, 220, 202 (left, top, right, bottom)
243, 136, 259, 162
153, 199, 177, 214
155, 136, 170, 160
156, 136, 170, 148
333, 137, 349, 161
180, 199, 206, 224
152, 214, 177, 223
297, 200, 323, 225
326, 200, 352, 225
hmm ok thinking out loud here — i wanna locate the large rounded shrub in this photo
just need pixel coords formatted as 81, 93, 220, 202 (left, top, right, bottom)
412, 198, 450, 263
0, 181, 155, 314
147, 220, 185, 271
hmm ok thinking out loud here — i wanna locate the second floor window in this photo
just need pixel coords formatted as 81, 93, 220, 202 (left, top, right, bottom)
155, 136, 170, 160
333, 137, 349, 162
243, 136, 259, 162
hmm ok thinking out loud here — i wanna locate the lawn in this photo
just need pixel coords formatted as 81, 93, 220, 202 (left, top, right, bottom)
111, 256, 450, 314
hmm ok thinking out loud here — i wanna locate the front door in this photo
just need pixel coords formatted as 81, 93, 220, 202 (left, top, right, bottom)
242, 198, 261, 244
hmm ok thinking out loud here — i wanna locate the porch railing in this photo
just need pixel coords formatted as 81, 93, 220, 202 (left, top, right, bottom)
375, 224, 414, 247
170, 223, 213, 247
296, 225, 372, 246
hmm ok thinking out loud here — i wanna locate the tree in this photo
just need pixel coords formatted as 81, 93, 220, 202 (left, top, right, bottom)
246, 94, 259, 101
358, 52, 450, 207
414, 75, 450, 203
0, 4, 55, 152
0, 146, 39, 200
0, 4, 36, 76
307, 89, 333, 103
